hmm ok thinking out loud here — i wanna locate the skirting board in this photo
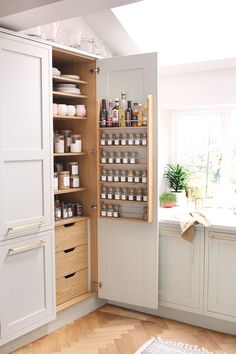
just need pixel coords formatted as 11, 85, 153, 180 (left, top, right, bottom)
0, 295, 106, 354
108, 301, 236, 336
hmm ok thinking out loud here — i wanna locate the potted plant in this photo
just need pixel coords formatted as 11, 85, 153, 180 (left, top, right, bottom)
164, 163, 189, 205
159, 192, 176, 208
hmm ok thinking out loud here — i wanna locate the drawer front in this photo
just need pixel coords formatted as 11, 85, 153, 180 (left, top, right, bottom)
55, 219, 87, 252
56, 244, 88, 278
56, 268, 88, 305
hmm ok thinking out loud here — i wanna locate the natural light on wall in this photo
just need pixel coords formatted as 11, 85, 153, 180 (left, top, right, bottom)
113, 0, 236, 66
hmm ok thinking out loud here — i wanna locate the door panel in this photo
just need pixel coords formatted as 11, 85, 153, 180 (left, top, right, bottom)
0, 34, 53, 239
97, 53, 158, 309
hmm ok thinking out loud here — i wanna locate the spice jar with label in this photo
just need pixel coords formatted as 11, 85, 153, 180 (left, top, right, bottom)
61, 129, 72, 153
67, 162, 79, 175
54, 199, 61, 221
54, 134, 64, 153
54, 172, 58, 191
130, 152, 137, 164
107, 133, 114, 146
58, 171, 70, 190
107, 169, 113, 182
100, 132, 107, 146
101, 203, 107, 217
114, 133, 120, 146
71, 134, 82, 152
101, 168, 107, 181
134, 133, 141, 145
70, 174, 80, 188
114, 169, 120, 182
141, 133, 147, 146
67, 203, 74, 218
121, 187, 128, 200
127, 133, 134, 145
107, 187, 113, 200
113, 205, 120, 218
114, 187, 121, 200
101, 151, 108, 164
120, 170, 127, 182
54, 162, 63, 172
61, 202, 68, 219
101, 186, 107, 199
123, 152, 129, 164
136, 188, 143, 201
127, 170, 134, 182
128, 188, 135, 201
134, 170, 141, 183
141, 170, 147, 183
143, 189, 148, 202
74, 203, 83, 216
120, 133, 127, 146
107, 205, 114, 217
108, 151, 115, 163
115, 152, 122, 164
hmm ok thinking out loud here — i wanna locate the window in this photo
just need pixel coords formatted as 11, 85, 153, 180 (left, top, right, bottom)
171, 108, 236, 207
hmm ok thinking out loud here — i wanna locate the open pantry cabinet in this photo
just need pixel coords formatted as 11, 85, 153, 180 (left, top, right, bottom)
52, 47, 158, 311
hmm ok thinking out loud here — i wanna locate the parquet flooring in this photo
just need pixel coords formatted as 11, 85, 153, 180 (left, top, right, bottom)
12, 304, 236, 354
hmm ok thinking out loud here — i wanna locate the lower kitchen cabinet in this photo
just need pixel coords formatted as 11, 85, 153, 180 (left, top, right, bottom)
205, 231, 236, 322
0, 230, 55, 346
159, 224, 204, 314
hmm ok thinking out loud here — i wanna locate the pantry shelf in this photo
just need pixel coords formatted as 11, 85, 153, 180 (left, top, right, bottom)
54, 152, 87, 157
99, 127, 147, 131
99, 145, 147, 149
53, 115, 87, 120
53, 91, 87, 99
100, 199, 147, 204
99, 181, 147, 186
53, 75, 88, 85
54, 187, 87, 195
99, 216, 147, 222
55, 216, 88, 227
99, 163, 147, 167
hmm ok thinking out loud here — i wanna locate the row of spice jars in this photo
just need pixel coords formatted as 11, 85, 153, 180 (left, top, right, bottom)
54, 171, 80, 190
101, 169, 147, 183
54, 130, 82, 153
55, 200, 83, 221
101, 151, 139, 164
100, 204, 120, 218
101, 187, 148, 202
100, 133, 147, 146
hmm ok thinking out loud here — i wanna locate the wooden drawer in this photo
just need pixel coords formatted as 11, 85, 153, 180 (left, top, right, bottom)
55, 219, 87, 252
56, 268, 88, 305
56, 244, 88, 278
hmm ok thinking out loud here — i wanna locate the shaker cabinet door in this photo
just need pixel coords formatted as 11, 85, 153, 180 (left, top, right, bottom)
0, 33, 53, 240
0, 231, 55, 346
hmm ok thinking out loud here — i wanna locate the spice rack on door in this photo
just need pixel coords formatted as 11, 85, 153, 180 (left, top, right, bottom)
97, 94, 154, 223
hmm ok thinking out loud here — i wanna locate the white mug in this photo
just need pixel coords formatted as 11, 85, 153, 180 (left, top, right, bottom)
67, 105, 76, 116
57, 104, 67, 116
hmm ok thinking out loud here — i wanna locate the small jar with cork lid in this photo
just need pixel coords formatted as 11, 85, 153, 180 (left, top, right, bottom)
107, 205, 114, 217
101, 151, 108, 164
127, 170, 134, 183
134, 170, 141, 183
100, 186, 107, 199
113, 169, 120, 182
107, 133, 114, 146
101, 168, 108, 181
120, 170, 127, 182
100, 132, 107, 146
101, 203, 107, 217
107, 169, 114, 182
113, 205, 120, 218
114, 133, 120, 146
128, 188, 135, 201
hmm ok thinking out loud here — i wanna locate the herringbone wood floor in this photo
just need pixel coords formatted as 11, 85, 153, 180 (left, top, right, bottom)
12, 305, 236, 354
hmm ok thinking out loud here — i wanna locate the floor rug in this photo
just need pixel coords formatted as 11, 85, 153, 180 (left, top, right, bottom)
134, 337, 218, 354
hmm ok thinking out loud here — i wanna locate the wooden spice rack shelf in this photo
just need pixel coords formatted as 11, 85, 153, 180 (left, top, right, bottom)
99, 216, 147, 222
53, 115, 87, 121
99, 145, 147, 149
100, 199, 147, 204
99, 126, 147, 131
54, 187, 87, 195
53, 91, 88, 99
99, 181, 147, 186
99, 163, 147, 167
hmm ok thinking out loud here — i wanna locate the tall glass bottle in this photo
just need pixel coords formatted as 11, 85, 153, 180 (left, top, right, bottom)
112, 98, 119, 127
125, 100, 133, 127
107, 99, 113, 127
100, 99, 107, 128
119, 92, 126, 127
132, 103, 138, 127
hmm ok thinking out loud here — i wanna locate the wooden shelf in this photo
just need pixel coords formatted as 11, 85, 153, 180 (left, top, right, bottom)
100, 199, 147, 204
99, 145, 147, 149
99, 216, 147, 222
53, 75, 88, 85
53, 91, 87, 99
99, 126, 147, 131
53, 115, 87, 120
55, 216, 88, 227
100, 163, 147, 167
56, 291, 97, 312
54, 187, 87, 195
54, 152, 87, 157
99, 181, 147, 186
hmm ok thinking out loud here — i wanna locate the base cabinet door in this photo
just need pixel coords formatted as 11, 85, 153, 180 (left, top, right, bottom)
0, 231, 55, 346
205, 231, 236, 322
159, 225, 204, 314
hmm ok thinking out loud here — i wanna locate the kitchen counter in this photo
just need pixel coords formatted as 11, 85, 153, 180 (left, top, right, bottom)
159, 206, 236, 232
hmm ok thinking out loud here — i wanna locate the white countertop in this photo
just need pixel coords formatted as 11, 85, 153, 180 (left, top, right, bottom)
159, 206, 236, 232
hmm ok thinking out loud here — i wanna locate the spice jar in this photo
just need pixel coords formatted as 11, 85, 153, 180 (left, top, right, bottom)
115, 152, 122, 164
70, 174, 80, 188
130, 152, 137, 164
101, 203, 107, 217
54, 162, 63, 172
113, 205, 120, 218
100, 132, 107, 146
74, 203, 83, 216
134, 170, 141, 183
120, 170, 127, 182
71, 134, 82, 152
61, 130, 71, 153
58, 171, 70, 190
114, 187, 121, 200
54, 172, 58, 191
101, 151, 108, 164
121, 187, 128, 200
120, 133, 127, 146
54, 199, 61, 221
127, 133, 134, 145
141, 133, 147, 146
114, 133, 120, 146
107, 187, 113, 200
122, 152, 129, 164
108, 151, 115, 164
101, 168, 107, 181
143, 189, 148, 202
107, 133, 114, 146
128, 188, 135, 201
134, 133, 141, 145
107, 205, 113, 217
136, 188, 143, 202
54, 134, 64, 153
127, 170, 134, 182
141, 170, 147, 183
101, 186, 107, 199
107, 170, 113, 182
114, 169, 120, 182
67, 162, 79, 175
67, 203, 74, 218
61, 202, 68, 219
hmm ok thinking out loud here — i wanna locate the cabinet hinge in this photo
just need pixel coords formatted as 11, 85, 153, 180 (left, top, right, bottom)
90, 67, 101, 75
92, 281, 103, 288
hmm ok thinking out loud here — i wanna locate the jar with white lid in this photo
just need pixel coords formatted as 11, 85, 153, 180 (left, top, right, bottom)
54, 134, 64, 153
71, 134, 82, 152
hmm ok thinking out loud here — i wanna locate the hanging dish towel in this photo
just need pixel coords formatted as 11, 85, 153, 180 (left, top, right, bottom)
180, 211, 211, 242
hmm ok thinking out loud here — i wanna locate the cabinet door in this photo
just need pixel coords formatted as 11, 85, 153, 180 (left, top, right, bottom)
97, 53, 158, 309
0, 33, 53, 240
159, 225, 204, 314
0, 231, 55, 345
205, 231, 236, 322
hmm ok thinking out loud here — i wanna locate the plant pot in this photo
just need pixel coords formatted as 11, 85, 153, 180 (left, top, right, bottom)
172, 190, 187, 206
161, 202, 175, 208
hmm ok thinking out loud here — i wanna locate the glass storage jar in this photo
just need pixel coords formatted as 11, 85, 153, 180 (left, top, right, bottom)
127, 170, 134, 182
108, 151, 115, 164
113, 169, 120, 182
115, 152, 122, 164
101, 168, 107, 181
67, 162, 79, 175
107, 133, 114, 146
134, 170, 141, 183
101, 151, 108, 164
113, 205, 120, 218
120, 133, 127, 146
120, 170, 127, 182
107, 169, 113, 182
121, 187, 128, 200
122, 152, 129, 164
143, 188, 148, 202
107, 204, 113, 217
61, 129, 71, 153
54, 134, 64, 153
134, 133, 141, 146
127, 133, 134, 145
128, 188, 135, 201
114, 133, 120, 146
58, 171, 70, 190
141, 133, 147, 146
71, 134, 82, 152
107, 187, 113, 200
70, 174, 80, 188
141, 170, 147, 183
101, 203, 107, 217
130, 152, 137, 164
114, 188, 121, 200
101, 186, 107, 199
136, 188, 143, 202
100, 132, 107, 146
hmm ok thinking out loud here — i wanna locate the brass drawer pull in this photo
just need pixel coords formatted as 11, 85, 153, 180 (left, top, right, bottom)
8, 240, 46, 256
8, 221, 42, 232
211, 235, 236, 242
64, 272, 76, 279
64, 247, 75, 253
